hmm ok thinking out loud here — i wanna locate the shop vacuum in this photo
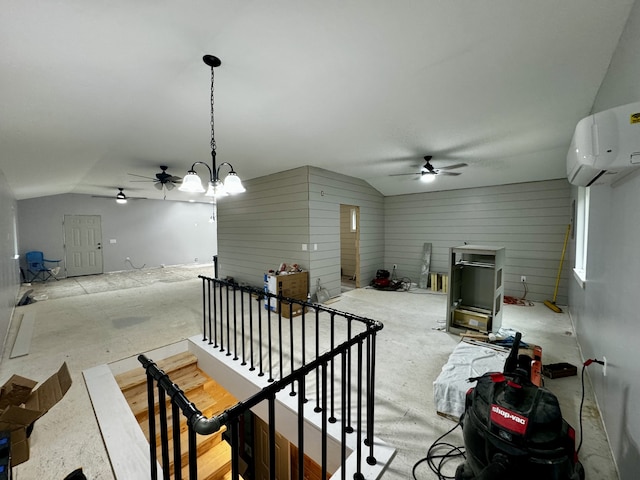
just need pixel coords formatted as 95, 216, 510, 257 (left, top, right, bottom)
455, 332, 585, 480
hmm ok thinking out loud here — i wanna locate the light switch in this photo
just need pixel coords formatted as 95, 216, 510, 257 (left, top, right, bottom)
302, 244, 308, 251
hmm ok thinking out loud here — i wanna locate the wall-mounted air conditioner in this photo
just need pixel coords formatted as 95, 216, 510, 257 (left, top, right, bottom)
567, 101, 640, 186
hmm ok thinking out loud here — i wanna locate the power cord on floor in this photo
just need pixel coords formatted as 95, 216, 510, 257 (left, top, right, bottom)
412, 419, 465, 480
125, 258, 146, 270
578, 358, 604, 454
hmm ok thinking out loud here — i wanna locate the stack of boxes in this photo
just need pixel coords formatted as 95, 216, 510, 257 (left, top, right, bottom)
264, 271, 309, 318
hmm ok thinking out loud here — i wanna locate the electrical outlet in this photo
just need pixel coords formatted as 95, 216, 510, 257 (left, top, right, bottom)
603, 356, 607, 376
521, 275, 527, 283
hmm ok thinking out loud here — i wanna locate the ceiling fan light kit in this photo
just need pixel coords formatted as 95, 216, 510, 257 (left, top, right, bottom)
179, 54, 245, 199
116, 188, 127, 204
420, 172, 436, 183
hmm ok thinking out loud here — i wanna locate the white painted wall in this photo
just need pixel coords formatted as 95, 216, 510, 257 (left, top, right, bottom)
0, 169, 20, 358
17, 194, 217, 276
568, 2, 640, 478
384, 179, 572, 304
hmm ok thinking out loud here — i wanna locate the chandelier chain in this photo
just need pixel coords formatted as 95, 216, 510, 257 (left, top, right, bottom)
210, 65, 216, 153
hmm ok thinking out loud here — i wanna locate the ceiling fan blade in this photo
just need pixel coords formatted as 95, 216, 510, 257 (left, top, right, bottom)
438, 163, 468, 170
128, 173, 155, 180
168, 176, 182, 183
389, 173, 421, 177
129, 180, 154, 183
437, 171, 462, 176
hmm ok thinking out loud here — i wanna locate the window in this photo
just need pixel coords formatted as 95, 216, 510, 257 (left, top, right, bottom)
573, 186, 590, 287
350, 207, 357, 232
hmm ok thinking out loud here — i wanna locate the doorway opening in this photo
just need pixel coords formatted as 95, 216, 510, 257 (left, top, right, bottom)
340, 205, 360, 292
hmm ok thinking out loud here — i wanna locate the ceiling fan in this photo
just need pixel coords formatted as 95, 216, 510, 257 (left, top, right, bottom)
390, 156, 468, 182
128, 166, 182, 198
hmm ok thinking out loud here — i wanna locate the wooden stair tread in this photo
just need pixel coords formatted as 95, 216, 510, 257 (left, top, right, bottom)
115, 351, 198, 391
181, 440, 231, 480
138, 380, 238, 437
126, 367, 212, 417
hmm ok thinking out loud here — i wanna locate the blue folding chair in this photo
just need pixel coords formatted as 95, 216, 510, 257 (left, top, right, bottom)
25, 251, 61, 282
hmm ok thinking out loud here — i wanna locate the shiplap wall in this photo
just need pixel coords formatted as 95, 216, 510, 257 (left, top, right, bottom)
340, 205, 358, 279
309, 168, 384, 298
384, 179, 572, 304
217, 167, 311, 287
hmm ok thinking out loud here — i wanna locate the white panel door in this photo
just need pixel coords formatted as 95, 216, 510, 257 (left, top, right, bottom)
64, 215, 103, 277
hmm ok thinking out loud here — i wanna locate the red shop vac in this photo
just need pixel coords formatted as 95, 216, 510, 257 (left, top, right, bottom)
455, 332, 585, 480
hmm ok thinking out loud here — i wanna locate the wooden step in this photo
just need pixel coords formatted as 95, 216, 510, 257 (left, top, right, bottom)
137, 380, 237, 436
181, 440, 231, 480
127, 367, 211, 418
154, 425, 227, 473
115, 351, 199, 392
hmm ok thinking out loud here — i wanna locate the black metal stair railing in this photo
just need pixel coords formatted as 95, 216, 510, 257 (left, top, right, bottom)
139, 275, 383, 480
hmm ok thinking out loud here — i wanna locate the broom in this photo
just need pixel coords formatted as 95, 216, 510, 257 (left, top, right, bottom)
544, 224, 571, 313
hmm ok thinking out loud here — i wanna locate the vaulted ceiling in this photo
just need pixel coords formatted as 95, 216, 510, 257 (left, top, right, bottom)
1, 1, 635, 201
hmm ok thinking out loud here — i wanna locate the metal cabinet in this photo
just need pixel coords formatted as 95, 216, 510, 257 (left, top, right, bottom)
446, 245, 505, 334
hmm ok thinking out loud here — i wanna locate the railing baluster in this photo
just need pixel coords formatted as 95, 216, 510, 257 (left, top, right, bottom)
214, 280, 220, 347
258, 295, 264, 376
297, 376, 305, 480
232, 285, 238, 359
341, 349, 347, 480
329, 312, 337, 423
146, 374, 157, 480
278, 307, 284, 381
217, 281, 223, 349
172, 402, 182, 480
269, 394, 277, 480
240, 289, 246, 365
201, 278, 207, 342
158, 386, 170, 480
314, 306, 321, 413
367, 330, 378, 465
225, 285, 235, 356
188, 425, 197, 480
346, 317, 353, 433
321, 361, 328, 480
230, 416, 240, 480
268, 307, 274, 382
289, 307, 296, 396
354, 339, 364, 480
249, 294, 255, 371
207, 279, 213, 345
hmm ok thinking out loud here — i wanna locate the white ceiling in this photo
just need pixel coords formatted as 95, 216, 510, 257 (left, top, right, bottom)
0, 1, 635, 201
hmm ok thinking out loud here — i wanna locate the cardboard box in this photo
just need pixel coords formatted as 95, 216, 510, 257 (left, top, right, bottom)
0, 363, 72, 466
264, 272, 309, 318
452, 307, 492, 333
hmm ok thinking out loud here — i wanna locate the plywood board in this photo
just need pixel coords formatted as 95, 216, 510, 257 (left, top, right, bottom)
11, 311, 35, 358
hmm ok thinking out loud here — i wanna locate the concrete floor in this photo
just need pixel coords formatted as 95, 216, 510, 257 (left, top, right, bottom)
1, 265, 617, 479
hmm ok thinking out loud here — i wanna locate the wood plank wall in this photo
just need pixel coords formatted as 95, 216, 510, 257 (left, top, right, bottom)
217, 167, 311, 287
308, 168, 384, 298
384, 179, 572, 304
